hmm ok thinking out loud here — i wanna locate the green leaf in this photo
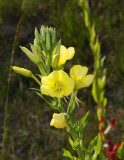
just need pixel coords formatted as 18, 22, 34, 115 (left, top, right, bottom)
29, 88, 41, 92
69, 137, 79, 149
73, 139, 79, 148
92, 134, 102, 160
100, 56, 106, 67
102, 98, 107, 108
86, 136, 97, 157
90, 24, 96, 44
81, 111, 90, 128
63, 149, 77, 160
100, 90, 105, 102
98, 152, 107, 160
69, 137, 74, 147
92, 80, 99, 103
117, 142, 124, 159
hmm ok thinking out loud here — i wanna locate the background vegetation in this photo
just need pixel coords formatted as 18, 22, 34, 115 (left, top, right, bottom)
0, 0, 124, 159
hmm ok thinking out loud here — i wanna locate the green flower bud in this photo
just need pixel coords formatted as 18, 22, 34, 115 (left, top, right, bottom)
30, 44, 41, 64
40, 26, 46, 42
20, 46, 35, 63
35, 27, 40, 45
51, 28, 56, 46
52, 54, 59, 68
46, 32, 51, 52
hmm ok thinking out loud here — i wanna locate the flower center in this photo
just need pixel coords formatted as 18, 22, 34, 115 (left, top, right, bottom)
54, 81, 63, 91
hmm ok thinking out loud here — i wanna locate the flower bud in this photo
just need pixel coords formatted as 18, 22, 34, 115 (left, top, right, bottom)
52, 54, 59, 68
40, 26, 46, 42
51, 28, 56, 46
12, 66, 32, 77
46, 32, 51, 52
35, 27, 40, 45
20, 46, 35, 63
30, 44, 41, 65
50, 113, 67, 128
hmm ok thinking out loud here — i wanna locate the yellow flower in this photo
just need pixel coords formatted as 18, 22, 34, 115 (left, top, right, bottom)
40, 70, 74, 98
12, 66, 32, 77
52, 45, 75, 67
50, 113, 67, 128
70, 65, 94, 90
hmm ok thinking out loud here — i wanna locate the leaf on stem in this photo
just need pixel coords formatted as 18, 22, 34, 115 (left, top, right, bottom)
63, 149, 77, 160
81, 111, 90, 128
92, 134, 102, 160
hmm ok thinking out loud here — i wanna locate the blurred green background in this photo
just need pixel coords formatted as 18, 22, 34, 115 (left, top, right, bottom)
0, 0, 124, 159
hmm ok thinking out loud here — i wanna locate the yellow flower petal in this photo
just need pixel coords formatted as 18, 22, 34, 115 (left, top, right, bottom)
67, 47, 75, 60
70, 65, 88, 80
75, 75, 94, 89
64, 78, 75, 96
58, 45, 67, 66
40, 85, 53, 96
50, 113, 67, 128
41, 76, 50, 85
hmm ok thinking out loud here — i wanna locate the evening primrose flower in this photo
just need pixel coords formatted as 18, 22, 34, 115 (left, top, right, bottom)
40, 70, 74, 98
50, 113, 67, 128
52, 45, 75, 67
70, 65, 94, 90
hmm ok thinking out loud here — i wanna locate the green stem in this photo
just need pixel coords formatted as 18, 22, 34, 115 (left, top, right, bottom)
77, 145, 85, 160
31, 74, 41, 85
2, 82, 10, 160
2, 16, 23, 160
54, 98, 65, 112
71, 129, 85, 160
37, 63, 46, 76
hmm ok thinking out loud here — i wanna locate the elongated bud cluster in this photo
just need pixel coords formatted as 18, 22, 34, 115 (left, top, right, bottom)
40, 26, 56, 54
12, 66, 32, 77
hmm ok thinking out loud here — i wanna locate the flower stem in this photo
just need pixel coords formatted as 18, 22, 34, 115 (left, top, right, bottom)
37, 63, 46, 76
71, 130, 85, 160
31, 74, 41, 85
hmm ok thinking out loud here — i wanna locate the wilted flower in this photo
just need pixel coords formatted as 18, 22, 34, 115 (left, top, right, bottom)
70, 65, 94, 90
40, 70, 74, 98
50, 113, 67, 128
